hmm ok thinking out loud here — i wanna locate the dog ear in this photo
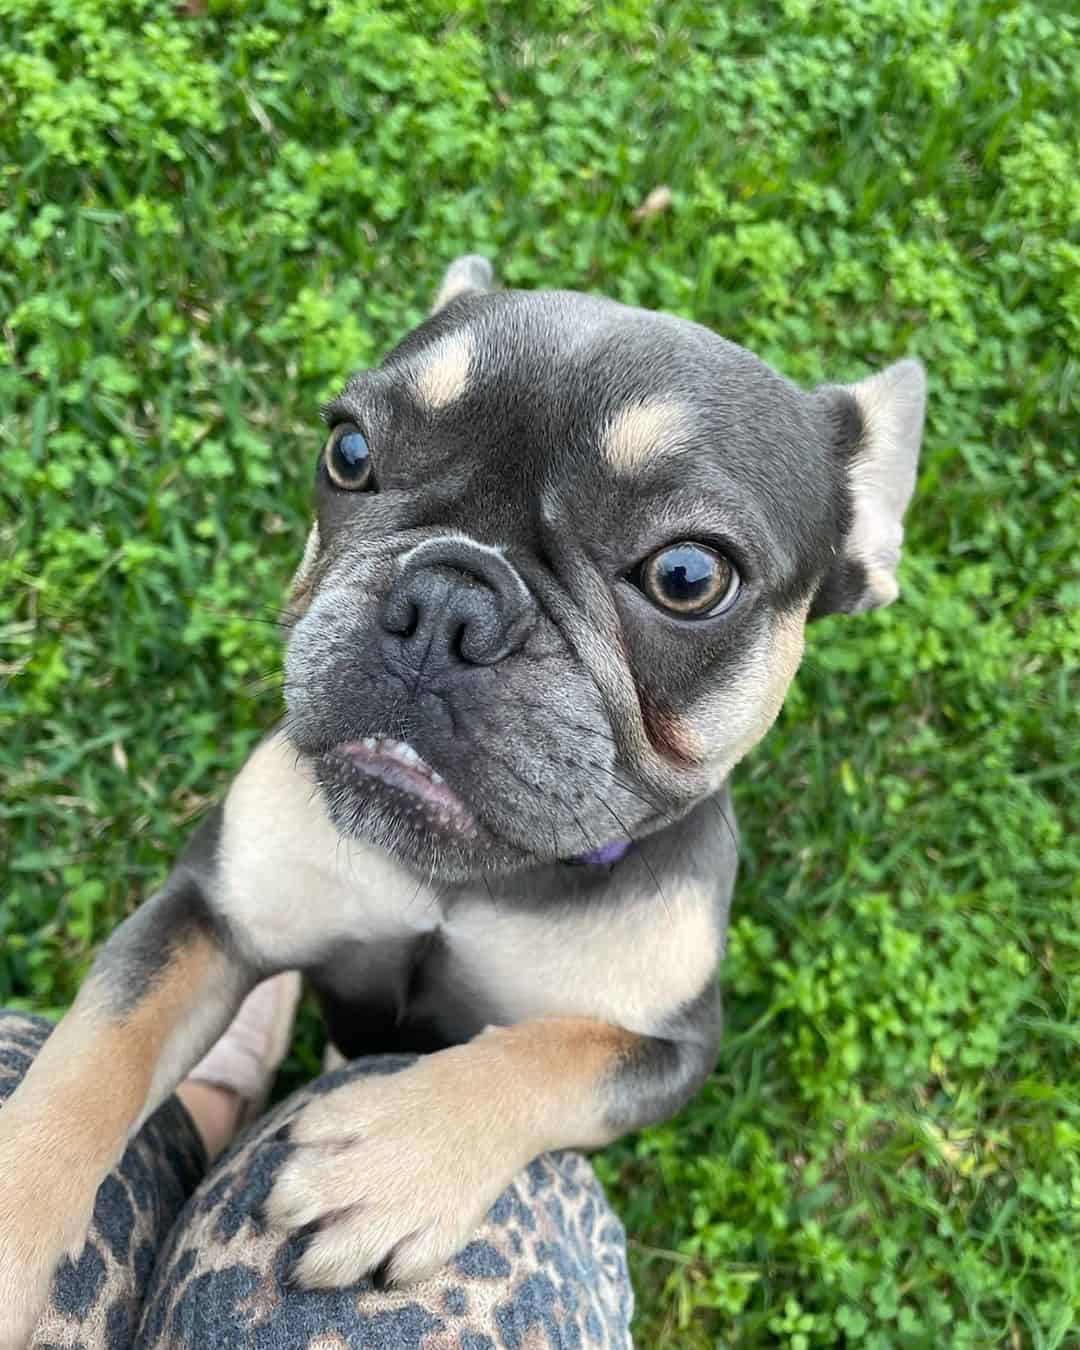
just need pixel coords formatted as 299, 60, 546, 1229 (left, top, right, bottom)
285, 521, 321, 627
430, 254, 496, 315
810, 358, 927, 618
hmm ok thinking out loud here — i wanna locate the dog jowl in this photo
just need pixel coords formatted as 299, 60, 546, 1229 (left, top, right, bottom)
0, 256, 924, 1341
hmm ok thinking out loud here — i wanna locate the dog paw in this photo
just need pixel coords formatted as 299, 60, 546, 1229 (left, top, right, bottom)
265, 1059, 527, 1289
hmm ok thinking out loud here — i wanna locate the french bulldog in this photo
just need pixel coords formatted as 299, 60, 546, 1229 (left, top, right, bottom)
0, 255, 925, 1344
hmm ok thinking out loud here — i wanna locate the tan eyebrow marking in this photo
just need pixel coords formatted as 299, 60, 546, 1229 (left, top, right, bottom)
411, 330, 474, 411
601, 398, 691, 471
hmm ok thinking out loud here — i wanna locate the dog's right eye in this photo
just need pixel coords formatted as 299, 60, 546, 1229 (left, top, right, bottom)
324, 423, 376, 492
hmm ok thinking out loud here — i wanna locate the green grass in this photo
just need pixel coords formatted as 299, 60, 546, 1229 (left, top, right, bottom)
1, 0, 1077, 1344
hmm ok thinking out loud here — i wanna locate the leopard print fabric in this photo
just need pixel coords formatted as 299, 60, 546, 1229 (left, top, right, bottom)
0, 1013, 633, 1349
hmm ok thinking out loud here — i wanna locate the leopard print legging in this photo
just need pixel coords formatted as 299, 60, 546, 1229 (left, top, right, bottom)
0, 1012, 633, 1349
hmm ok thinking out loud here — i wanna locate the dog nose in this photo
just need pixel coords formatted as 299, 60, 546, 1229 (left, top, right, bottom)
380, 538, 535, 667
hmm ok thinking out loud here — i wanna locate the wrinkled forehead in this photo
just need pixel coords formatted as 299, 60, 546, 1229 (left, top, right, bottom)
382, 289, 807, 439
356, 291, 838, 564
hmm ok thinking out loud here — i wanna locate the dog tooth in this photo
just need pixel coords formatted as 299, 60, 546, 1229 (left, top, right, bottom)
430, 770, 444, 784
362, 737, 377, 750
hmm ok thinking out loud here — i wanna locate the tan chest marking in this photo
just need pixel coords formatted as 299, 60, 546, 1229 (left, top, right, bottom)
443, 875, 719, 1035
217, 732, 437, 966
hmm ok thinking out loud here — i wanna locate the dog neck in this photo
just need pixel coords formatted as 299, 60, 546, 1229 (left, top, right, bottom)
571, 840, 632, 867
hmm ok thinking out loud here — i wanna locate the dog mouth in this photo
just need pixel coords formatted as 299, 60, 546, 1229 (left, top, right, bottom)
318, 736, 483, 846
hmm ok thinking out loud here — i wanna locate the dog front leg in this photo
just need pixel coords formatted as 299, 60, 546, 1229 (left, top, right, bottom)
267, 996, 720, 1289
0, 822, 257, 1348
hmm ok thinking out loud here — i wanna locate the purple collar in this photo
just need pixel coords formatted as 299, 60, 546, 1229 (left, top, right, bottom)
571, 839, 631, 867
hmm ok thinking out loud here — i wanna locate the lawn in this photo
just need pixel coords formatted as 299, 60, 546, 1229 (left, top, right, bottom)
1, 0, 1078, 1345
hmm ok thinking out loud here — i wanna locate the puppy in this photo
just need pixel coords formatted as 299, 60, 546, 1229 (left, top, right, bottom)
0, 255, 925, 1343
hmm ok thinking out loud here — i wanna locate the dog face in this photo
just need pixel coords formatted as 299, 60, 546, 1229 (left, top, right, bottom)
283, 258, 925, 881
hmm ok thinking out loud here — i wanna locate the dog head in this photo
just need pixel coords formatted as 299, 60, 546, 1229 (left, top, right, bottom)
283, 256, 925, 881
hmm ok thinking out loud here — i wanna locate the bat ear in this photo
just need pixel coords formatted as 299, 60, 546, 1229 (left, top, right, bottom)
811, 358, 927, 617
286, 522, 321, 624
430, 255, 496, 315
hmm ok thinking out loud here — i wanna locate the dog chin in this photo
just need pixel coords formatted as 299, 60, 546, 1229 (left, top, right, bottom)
312, 747, 531, 882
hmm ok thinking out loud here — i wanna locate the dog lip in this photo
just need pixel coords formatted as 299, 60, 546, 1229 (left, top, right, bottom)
328, 737, 479, 837
341, 736, 446, 785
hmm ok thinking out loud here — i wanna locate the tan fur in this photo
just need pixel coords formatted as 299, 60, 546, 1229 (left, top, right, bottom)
487, 1019, 638, 1147
640, 691, 705, 766
411, 330, 474, 410
601, 398, 690, 471
217, 734, 719, 1033
139, 942, 252, 1120
441, 873, 719, 1037
686, 600, 810, 787
730, 602, 808, 759
217, 731, 431, 968
266, 1018, 634, 1288
0, 1014, 119, 1348
98, 934, 224, 1134
0, 933, 236, 1348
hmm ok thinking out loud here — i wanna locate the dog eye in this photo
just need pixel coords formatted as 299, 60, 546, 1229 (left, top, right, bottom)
637, 542, 740, 618
324, 423, 376, 492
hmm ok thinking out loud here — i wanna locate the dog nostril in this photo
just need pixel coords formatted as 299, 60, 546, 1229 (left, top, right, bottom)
383, 597, 419, 637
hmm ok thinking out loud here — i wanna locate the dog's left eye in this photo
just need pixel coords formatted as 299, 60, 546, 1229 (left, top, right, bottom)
324, 423, 376, 492
635, 542, 740, 618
